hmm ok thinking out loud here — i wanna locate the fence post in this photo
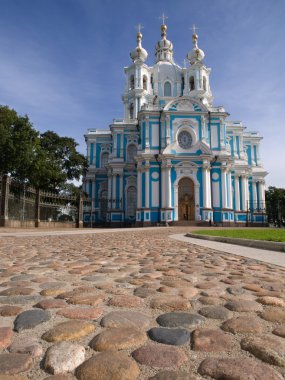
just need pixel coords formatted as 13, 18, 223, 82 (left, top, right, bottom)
77, 194, 83, 228
34, 188, 40, 228
0, 175, 10, 227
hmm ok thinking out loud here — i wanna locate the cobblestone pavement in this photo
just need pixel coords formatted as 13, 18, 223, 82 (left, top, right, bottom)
0, 227, 284, 380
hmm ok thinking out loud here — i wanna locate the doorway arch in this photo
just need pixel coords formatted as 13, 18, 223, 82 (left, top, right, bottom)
178, 177, 195, 221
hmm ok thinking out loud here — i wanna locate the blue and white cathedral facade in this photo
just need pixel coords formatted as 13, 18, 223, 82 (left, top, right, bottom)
84, 21, 267, 226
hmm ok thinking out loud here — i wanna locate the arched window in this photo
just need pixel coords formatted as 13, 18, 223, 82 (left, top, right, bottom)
190, 76, 195, 91
101, 152, 109, 168
126, 186, 137, 218
181, 75, 185, 95
130, 75, 134, 90
129, 103, 134, 119
150, 75, 154, 89
143, 75, 147, 90
203, 76, 207, 91
127, 144, 137, 162
164, 81, 172, 97
100, 190, 108, 221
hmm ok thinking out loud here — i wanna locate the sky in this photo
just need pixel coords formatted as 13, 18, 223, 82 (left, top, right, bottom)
0, 0, 284, 187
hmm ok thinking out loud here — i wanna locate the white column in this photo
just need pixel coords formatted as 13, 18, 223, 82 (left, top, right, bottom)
241, 175, 247, 211
202, 166, 207, 208
113, 133, 117, 157
145, 119, 150, 149
119, 174, 123, 208
234, 176, 240, 211
92, 178, 96, 211
252, 180, 257, 210
207, 168, 212, 208
194, 185, 200, 221
244, 176, 249, 211
145, 166, 150, 208
233, 134, 238, 158
166, 166, 171, 208
221, 168, 228, 209
228, 173, 233, 209
107, 173, 112, 210
259, 181, 265, 210
112, 175, 116, 208
161, 166, 166, 208
137, 169, 142, 208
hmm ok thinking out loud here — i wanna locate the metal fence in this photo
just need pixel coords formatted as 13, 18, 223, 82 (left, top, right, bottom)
0, 175, 85, 228
246, 200, 267, 226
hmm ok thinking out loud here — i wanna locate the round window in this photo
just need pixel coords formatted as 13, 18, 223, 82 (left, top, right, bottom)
178, 130, 192, 149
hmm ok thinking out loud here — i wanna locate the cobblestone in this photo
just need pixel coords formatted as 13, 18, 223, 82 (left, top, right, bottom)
0, 227, 284, 379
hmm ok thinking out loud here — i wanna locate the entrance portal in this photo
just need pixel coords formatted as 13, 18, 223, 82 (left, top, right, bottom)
178, 178, 195, 221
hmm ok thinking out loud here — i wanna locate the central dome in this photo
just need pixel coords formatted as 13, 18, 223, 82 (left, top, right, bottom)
155, 24, 174, 63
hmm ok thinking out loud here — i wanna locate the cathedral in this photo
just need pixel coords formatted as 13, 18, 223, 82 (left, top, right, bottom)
84, 20, 267, 226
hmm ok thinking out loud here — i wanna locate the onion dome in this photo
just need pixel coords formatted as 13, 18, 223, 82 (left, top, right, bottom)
187, 32, 205, 65
130, 28, 148, 63
155, 23, 174, 63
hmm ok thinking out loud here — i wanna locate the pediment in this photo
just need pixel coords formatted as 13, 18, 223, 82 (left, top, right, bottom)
164, 97, 208, 112
163, 140, 213, 156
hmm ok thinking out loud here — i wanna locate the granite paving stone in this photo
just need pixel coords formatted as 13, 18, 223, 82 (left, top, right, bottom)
257, 296, 285, 307
192, 328, 236, 352
108, 295, 144, 308
42, 320, 95, 342
76, 351, 140, 380
0, 327, 13, 349
198, 306, 232, 320
148, 327, 190, 346
221, 315, 264, 334
90, 326, 147, 351
132, 343, 188, 367
150, 296, 191, 311
198, 357, 283, 380
0, 354, 33, 375
44, 342, 85, 374
273, 326, 285, 338
224, 299, 263, 312
1, 228, 285, 380
8, 338, 43, 357
56, 307, 104, 320
156, 312, 205, 329
14, 309, 51, 332
259, 308, 285, 322
34, 299, 67, 309
241, 335, 285, 367
101, 310, 151, 329
0, 305, 22, 316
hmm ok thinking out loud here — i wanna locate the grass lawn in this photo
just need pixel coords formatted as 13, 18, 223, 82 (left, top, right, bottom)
193, 229, 285, 242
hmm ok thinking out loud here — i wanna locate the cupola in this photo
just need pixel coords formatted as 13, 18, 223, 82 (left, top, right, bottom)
130, 24, 148, 64
187, 26, 205, 65
155, 14, 174, 63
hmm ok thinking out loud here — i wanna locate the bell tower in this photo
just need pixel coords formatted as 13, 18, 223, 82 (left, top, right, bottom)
184, 25, 213, 106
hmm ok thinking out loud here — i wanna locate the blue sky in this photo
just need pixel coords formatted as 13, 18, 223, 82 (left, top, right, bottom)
0, 0, 284, 187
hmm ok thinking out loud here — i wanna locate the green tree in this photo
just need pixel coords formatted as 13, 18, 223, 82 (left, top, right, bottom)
266, 186, 285, 226
0, 105, 38, 179
0, 105, 87, 192
29, 130, 88, 191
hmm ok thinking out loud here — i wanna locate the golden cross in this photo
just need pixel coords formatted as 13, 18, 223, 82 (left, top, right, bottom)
135, 23, 144, 33
192, 24, 199, 34
159, 13, 168, 24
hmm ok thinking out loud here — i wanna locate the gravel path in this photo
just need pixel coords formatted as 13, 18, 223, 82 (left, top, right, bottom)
0, 227, 284, 379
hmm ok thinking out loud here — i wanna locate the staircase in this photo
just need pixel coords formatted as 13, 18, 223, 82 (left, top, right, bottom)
174, 220, 197, 226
